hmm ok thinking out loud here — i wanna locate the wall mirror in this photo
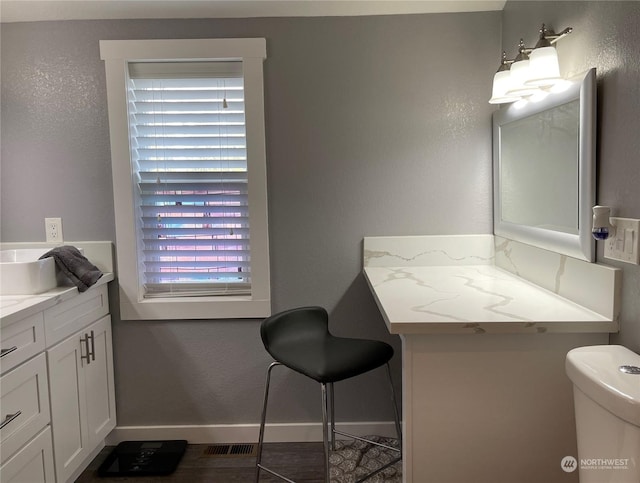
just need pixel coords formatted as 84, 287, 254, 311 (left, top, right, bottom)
493, 68, 596, 261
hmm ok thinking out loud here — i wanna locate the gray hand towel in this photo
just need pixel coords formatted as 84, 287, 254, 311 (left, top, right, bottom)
39, 246, 103, 292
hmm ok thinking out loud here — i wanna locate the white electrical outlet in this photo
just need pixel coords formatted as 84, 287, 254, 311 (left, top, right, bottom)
45, 217, 63, 243
604, 217, 640, 264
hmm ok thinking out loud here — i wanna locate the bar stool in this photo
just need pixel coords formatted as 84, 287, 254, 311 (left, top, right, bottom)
255, 306, 402, 483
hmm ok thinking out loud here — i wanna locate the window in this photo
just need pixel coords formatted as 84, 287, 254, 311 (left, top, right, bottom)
129, 63, 250, 296
100, 39, 270, 320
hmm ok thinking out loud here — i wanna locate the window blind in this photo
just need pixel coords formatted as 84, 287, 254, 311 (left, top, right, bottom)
127, 62, 251, 297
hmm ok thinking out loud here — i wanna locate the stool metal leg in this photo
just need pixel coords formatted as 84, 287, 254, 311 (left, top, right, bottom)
386, 362, 403, 450
321, 383, 331, 483
256, 362, 296, 483
329, 382, 336, 450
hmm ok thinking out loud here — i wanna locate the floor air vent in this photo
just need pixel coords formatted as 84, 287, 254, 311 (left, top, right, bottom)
203, 443, 257, 458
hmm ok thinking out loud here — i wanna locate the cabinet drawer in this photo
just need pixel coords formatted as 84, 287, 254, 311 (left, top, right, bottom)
44, 284, 108, 347
0, 353, 50, 464
0, 312, 45, 376
0, 426, 55, 483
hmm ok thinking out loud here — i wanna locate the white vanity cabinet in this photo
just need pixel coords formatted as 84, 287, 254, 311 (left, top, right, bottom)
45, 284, 116, 483
48, 315, 115, 483
0, 273, 115, 483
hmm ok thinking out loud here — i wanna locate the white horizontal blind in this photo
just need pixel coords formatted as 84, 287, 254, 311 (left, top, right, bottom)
128, 62, 251, 297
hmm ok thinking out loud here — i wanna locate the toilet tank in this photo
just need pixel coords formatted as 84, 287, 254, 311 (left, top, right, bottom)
566, 345, 640, 483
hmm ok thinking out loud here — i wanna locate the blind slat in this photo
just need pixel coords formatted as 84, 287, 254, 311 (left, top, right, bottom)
136, 138, 245, 149
139, 185, 247, 195
143, 238, 249, 248
137, 147, 246, 157
132, 113, 245, 124
136, 160, 247, 170
142, 227, 250, 236
132, 89, 243, 101
136, 125, 246, 136
138, 170, 247, 181
129, 69, 244, 83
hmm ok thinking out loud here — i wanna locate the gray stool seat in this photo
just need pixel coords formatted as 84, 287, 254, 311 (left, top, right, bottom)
255, 306, 402, 483
262, 306, 394, 383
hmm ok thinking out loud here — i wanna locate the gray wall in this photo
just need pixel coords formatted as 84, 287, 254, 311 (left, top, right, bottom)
1, 12, 499, 425
502, 1, 640, 352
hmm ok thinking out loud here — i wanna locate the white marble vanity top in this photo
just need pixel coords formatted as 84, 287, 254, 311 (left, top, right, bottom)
0, 273, 114, 326
0, 241, 115, 326
363, 235, 620, 335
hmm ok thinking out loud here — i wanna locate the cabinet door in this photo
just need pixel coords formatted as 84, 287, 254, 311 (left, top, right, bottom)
84, 315, 116, 445
47, 331, 89, 483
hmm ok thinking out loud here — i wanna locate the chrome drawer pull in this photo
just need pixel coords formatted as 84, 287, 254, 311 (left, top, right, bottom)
1, 410, 22, 430
0, 346, 18, 358
80, 334, 91, 364
89, 330, 96, 361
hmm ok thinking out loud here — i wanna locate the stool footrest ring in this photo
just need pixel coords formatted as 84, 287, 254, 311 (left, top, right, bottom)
332, 429, 402, 454
257, 463, 296, 483
354, 455, 402, 483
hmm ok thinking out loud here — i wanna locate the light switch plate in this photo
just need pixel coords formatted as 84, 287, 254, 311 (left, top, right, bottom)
604, 217, 640, 264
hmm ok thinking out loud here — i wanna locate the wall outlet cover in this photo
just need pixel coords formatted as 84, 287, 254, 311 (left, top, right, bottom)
45, 217, 63, 243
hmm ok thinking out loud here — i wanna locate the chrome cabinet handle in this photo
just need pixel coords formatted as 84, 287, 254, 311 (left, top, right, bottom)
1, 346, 18, 358
80, 334, 91, 365
80, 331, 96, 364
1, 410, 22, 430
89, 330, 96, 362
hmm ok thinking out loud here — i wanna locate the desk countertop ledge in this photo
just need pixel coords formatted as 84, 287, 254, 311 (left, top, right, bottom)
363, 235, 619, 335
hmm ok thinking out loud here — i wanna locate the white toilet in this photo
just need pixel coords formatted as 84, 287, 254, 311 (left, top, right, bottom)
566, 345, 640, 483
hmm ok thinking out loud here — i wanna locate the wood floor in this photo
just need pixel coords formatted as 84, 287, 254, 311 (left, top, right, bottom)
76, 442, 327, 482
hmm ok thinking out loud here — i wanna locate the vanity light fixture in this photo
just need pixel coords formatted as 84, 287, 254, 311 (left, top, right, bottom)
592, 206, 616, 240
489, 23, 573, 105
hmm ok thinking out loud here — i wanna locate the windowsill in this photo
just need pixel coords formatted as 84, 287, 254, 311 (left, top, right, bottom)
119, 292, 270, 321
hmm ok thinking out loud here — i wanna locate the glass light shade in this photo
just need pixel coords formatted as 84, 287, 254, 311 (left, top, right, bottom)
525, 46, 561, 87
529, 90, 550, 103
489, 70, 520, 104
510, 59, 531, 85
550, 79, 572, 93
506, 59, 538, 97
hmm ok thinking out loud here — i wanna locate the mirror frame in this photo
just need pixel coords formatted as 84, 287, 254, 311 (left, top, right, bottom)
493, 68, 596, 262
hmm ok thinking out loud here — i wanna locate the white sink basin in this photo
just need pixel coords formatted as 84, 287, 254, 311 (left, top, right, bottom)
0, 249, 59, 295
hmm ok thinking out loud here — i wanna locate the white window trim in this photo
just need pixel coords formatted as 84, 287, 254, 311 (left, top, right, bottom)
100, 39, 270, 320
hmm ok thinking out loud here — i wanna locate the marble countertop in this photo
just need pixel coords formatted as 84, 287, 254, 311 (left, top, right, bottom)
364, 265, 615, 335
0, 273, 114, 327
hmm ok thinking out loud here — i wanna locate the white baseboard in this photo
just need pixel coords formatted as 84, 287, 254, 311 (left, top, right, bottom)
105, 421, 399, 445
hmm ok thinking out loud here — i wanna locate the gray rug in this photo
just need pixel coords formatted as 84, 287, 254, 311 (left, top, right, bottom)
329, 436, 402, 483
